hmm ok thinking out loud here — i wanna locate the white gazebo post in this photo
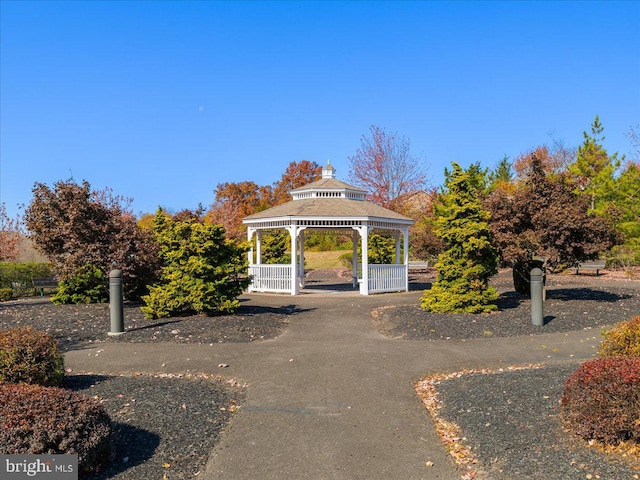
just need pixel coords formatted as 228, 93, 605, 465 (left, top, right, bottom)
256, 230, 263, 264
298, 229, 305, 289
394, 231, 401, 264
351, 230, 358, 287
287, 224, 299, 295
403, 226, 409, 291
360, 225, 369, 295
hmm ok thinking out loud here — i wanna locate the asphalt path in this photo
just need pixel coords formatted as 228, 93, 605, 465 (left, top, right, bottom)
64, 287, 608, 480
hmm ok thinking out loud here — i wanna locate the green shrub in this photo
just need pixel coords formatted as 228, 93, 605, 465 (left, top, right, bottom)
0, 383, 113, 474
142, 212, 251, 319
0, 326, 65, 387
599, 315, 640, 358
52, 264, 108, 305
421, 163, 499, 313
561, 357, 640, 445
0, 288, 12, 301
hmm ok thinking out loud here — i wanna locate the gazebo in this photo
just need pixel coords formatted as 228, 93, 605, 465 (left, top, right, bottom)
242, 162, 414, 295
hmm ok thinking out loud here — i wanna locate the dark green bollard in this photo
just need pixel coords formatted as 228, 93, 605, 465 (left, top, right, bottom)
530, 267, 544, 326
108, 269, 124, 336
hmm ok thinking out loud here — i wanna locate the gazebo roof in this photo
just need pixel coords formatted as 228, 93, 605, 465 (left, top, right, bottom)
243, 197, 413, 222
243, 161, 413, 225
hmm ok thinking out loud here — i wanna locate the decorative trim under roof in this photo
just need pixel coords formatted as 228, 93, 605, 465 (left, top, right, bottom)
243, 197, 413, 225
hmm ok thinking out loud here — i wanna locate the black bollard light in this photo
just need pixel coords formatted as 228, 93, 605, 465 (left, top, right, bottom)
108, 269, 124, 336
530, 267, 544, 326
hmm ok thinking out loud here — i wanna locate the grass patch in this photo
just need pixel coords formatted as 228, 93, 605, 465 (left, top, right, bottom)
304, 251, 347, 270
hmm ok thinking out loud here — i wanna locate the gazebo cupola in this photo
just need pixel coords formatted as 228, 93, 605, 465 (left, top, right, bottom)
243, 161, 414, 295
322, 160, 336, 179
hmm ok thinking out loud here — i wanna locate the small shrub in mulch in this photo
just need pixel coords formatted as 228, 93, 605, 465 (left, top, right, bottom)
561, 357, 640, 445
0, 326, 64, 386
599, 315, 640, 358
0, 382, 113, 474
0, 287, 12, 301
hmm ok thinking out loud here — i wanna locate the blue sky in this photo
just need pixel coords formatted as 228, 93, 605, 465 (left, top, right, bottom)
1, 0, 639, 219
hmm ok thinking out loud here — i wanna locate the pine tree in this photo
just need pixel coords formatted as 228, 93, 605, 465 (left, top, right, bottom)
421, 163, 499, 313
569, 116, 621, 213
263, 231, 289, 264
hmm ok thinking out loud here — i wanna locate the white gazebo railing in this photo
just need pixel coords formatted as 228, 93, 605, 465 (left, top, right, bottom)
248, 265, 291, 293
366, 264, 407, 294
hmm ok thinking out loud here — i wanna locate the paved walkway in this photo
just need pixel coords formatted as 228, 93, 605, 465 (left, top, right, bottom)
63, 284, 615, 480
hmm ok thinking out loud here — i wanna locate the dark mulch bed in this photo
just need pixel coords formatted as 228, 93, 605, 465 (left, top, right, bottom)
374, 286, 640, 340
434, 363, 640, 479
64, 373, 243, 479
0, 300, 293, 349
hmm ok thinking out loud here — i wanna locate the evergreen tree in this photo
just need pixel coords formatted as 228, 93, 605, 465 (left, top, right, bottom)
141, 208, 250, 318
367, 233, 395, 264
487, 155, 514, 193
421, 163, 499, 313
569, 116, 622, 214
263, 231, 290, 264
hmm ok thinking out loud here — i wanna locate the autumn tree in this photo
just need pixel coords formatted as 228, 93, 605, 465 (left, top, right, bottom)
398, 190, 444, 261
24, 179, 159, 300
486, 154, 619, 294
271, 160, 322, 206
0, 203, 22, 262
421, 163, 499, 313
172, 204, 206, 223
141, 208, 250, 318
348, 125, 428, 210
205, 181, 273, 241
513, 143, 574, 180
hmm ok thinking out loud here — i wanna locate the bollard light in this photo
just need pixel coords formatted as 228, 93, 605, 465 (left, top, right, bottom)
108, 269, 125, 336
530, 267, 544, 326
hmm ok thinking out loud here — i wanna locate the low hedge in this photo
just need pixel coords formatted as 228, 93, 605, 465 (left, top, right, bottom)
0, 383, 113, 474
0, 326, 65, 387
561, 357, 640, 445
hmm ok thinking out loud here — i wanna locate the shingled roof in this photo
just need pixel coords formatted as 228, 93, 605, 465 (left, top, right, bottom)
243, 196, 412, 222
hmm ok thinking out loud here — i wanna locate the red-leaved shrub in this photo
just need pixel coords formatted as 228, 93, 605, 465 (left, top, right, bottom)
0, 383, 113, 473
0, 326, 64, 386
561, 357, 640, 445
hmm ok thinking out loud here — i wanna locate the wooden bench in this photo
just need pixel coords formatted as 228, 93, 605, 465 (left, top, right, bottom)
32, 277, 58, 296
408, 261, 430, 271
573, 260, 606, 276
